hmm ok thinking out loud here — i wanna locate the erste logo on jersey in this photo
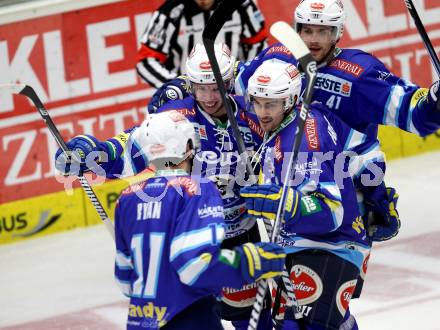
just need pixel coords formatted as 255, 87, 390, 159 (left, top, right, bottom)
315, 73, 352, 97
329, 59, 364, 77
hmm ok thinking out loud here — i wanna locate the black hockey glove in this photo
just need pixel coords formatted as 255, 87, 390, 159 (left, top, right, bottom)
365, 187, 400, 242
147, 76, 190, 113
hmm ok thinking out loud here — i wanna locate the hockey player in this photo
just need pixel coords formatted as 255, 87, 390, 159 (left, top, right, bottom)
137, 0, 267, 88
114, 110, 285, 329
240, 59, 371, 329
151, 0, 440, 243
150, 0, 438, 299
55, 43, 272, 329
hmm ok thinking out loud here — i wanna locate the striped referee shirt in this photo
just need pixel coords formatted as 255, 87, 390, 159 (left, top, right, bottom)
136, 0, 268, 88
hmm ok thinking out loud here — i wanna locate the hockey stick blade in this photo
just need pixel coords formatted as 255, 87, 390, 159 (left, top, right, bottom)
270, 21, 317, 105
403, 0, 440, 77
270, 21, 310, 60
3, 83, 115, 240
0, 83, 26, 95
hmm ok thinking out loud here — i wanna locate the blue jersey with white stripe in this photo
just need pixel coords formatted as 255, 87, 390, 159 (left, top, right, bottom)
115, 171, 246, 328
237, 44, 440, 138
107, 95, 262, 238
253, 104, 371, 270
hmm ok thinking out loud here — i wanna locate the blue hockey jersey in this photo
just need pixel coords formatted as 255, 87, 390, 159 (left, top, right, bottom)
107, 95, 262, 238
236, 44, 440, 138
114, 170, 249, 328
251, 104, 371, 270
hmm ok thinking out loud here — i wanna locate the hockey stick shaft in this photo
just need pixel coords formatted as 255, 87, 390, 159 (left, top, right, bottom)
202, 0, 255, 179
3, 84, 115, 240
248, 21, 318, 330
404, 0, 440, 77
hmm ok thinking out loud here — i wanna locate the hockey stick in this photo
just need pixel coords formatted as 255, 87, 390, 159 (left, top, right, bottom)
202, 0, 255, 180
404, 0, 440, 77
247, 21, 318, 330
2, 84, 115, 240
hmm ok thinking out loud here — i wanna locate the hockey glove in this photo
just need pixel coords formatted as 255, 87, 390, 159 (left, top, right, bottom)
147, 76, 190, 113
234, 242, 285, 283
365, 187, 400, 242
240, 184, 300, 222
55, 135, 108, 176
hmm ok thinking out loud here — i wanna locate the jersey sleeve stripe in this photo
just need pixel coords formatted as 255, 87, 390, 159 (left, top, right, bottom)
383, 85, 405, 127
344, 129, 366, 151
115, 278, 132, 297
170, 224, 225, 261
177, 253, 213, 286
115, 250, 133, 269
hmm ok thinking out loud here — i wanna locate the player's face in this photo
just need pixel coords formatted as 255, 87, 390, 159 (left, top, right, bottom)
194, 0, 216, 11
193, 83, 226, 117
299, 24, 336, 62
252, 96, 285, 132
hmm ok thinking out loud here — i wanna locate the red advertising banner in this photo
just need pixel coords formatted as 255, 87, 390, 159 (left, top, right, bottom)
1, 0, 440, 206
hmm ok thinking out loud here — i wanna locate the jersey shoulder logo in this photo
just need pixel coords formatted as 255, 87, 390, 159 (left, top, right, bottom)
329, 59, 364, 77
305, 118, 320, 150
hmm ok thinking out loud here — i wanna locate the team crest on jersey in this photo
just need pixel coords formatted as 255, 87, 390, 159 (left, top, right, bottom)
305, 118, 320, 150
329, 59, 364, 77
290, 264, 323, 305
336, 279, 357, 316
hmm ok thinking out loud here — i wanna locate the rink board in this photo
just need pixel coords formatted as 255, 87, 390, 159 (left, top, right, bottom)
1, 0, 440, 244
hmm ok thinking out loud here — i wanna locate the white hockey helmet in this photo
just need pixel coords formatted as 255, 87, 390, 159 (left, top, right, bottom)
185, 42, 235, 85
294, 0, 345, 41
136, 111, 200, 168
247, 59, 302, 112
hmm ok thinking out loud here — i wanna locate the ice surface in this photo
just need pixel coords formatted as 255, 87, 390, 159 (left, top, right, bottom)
1, 151, 439, 329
